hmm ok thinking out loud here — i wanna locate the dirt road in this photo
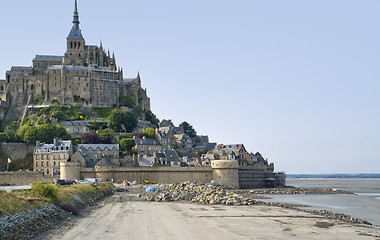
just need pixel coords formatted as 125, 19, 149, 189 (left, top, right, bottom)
56, 193, 380, 240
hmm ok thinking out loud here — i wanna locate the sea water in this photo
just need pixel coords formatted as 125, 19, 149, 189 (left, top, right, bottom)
263, 178, 380, 226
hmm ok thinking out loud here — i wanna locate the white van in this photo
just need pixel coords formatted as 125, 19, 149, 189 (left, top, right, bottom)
85, 178, 103, 183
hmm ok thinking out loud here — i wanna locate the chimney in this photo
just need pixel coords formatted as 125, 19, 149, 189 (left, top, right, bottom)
36, 141, 40, 147
53, 137, 58, 146
155, 128, 159, 135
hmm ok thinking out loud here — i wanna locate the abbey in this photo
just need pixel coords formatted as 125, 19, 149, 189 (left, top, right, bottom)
0, 0, 150, 110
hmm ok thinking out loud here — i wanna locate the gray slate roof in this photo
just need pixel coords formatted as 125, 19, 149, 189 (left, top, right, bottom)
135, 138, 161, 146
78, 144, 119, 151
11, 66, 32, 72
67, 24, 84, 39
63, 121, 91, 126
35, 140, 72, 154
33, 55, 63, 62
85, 45, 98, 50
164, 150, 181, 162
139, 156, 155, 167
95, 156, 114, 167
50, 65, 89, 71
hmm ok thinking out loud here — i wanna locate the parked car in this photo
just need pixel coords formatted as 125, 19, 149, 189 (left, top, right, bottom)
55, 179, 74, 185
76, 180, 89, 184
84, 178, 102, 183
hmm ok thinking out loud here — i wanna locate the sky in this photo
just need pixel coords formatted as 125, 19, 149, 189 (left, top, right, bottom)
0, 0, 379, 174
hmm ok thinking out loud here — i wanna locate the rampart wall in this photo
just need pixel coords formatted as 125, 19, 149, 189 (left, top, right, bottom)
0, 171, 55, 186
79, 167, 214, 184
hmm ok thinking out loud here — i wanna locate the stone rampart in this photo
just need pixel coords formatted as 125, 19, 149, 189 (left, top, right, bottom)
0, 171, 55, 185
81, 167, 213, 184
238, 165, 278, 188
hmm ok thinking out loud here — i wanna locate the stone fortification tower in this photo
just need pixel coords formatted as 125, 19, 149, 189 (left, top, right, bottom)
211, 160, 239, 188
60, 162, 81, 180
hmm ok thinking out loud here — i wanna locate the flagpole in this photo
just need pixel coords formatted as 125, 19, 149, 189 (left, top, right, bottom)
7, 160, 9, 171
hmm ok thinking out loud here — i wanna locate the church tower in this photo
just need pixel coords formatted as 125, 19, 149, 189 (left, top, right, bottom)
65, 0, 86, 66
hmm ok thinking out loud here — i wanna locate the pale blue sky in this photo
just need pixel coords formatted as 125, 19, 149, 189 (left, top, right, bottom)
1, 0, 379, 174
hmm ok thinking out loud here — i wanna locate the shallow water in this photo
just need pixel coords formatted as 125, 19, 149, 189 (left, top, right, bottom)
263, 178, 380, 225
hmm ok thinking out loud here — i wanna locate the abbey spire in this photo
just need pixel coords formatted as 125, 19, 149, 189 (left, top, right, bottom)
73, 0, 80, 24
67, 0, 83, 39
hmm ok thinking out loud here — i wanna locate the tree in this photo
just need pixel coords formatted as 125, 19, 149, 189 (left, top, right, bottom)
97, 128, 115, 144
180, 121, 197, 138
141, 128, 156, 139
145, 110, 159, 126
120, 96, 135, 108
108, 109, 138, 133
82, 132, 102, 144
123, 111, 138, 132
119, 138, 135, 151
108, 109, 124, 132
22, 124, 71, 144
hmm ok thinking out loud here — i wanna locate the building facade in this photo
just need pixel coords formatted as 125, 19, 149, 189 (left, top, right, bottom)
33, 138, 73, 177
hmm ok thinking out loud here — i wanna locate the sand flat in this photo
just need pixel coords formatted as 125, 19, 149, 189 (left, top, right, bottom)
56, 194, 380, 240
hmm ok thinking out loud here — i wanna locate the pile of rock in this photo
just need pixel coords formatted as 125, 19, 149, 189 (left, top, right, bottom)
137, 181, 256, 205
0, 205, 69, 240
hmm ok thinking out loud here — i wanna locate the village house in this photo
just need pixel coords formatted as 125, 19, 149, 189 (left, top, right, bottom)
75, 144, 119, 167
154, 150, 182, 167
33, 138, 73, 176
62, 121, 91, 138
133, 137, 162, 155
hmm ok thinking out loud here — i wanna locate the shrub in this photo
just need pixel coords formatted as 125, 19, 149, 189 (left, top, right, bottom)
32, 183, 58, 203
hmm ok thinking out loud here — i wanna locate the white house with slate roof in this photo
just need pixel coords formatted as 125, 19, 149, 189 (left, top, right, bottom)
33, 138, 73, 176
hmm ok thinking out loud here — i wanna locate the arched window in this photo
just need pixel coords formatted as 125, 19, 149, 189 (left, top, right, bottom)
71, 42, 73, 49
74, 42, 77, 48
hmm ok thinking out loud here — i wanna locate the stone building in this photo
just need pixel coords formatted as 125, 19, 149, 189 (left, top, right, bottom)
2, 0, 150, 113
33, 138, 73, 177
133, 137, 163, 156
76, 144, 119, 167
62, 121, 91, 138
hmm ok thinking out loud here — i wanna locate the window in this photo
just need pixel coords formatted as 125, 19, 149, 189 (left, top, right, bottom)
46, 169, 49, 175
36, 162, 39, 167
36, 155, 39, 160
41, 155, 45, 160
46, 162, 49, 167
53, 161, 56, 166
41, 162, 44, 167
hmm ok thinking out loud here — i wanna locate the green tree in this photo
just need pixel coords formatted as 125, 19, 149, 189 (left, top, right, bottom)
97, 128, 115, 144
145, 110, 159, 126
22, 124, 71, 144
120, 96, 135, 108
141, 128, 156, 139
180, 121, 197, 138
119, 138, 135, 151
108, 109, 124, 132
123, 111, 138, 133
108, 109, 138, 133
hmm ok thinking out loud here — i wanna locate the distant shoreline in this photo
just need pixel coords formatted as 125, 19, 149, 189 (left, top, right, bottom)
287, 174, 380, 178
